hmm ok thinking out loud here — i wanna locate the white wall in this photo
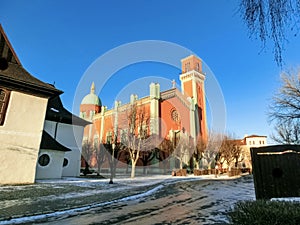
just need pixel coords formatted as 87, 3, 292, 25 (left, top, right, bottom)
0, 91, 48, 184
35, 149, 65, 179
44, 121, 84, 177
246, 137, 267, 147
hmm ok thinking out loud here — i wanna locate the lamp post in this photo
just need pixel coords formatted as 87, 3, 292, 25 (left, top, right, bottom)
109, 142, 115, 184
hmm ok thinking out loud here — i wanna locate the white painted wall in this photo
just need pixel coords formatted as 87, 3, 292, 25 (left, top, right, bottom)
245, 136, 267, 147
35, 149, 65, 179
0, 91, 48, 184
44, 121, 84, 177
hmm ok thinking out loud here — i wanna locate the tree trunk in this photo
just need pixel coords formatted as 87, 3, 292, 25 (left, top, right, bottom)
163, 161, 167, 175
195, 161, 200, 170
179, 160, 183, 169
131, 162, 136, 178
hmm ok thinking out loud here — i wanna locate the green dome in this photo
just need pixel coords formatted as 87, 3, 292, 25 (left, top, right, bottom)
81, 82, 102, 106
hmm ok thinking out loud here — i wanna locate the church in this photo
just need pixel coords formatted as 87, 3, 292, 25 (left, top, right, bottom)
80, 55, 208, 172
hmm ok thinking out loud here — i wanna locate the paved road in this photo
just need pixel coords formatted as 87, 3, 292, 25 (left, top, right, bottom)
36, 176, 255, 225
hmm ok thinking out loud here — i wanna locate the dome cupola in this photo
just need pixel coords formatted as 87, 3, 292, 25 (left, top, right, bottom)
81, 82, 101, 106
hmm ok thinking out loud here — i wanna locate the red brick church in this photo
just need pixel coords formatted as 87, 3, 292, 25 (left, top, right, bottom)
80, 55, 207, 173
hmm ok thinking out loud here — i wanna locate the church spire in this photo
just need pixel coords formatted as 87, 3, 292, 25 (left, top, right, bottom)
90, 82, 95, 94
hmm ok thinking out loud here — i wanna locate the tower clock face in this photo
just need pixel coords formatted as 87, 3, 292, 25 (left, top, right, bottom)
171, 109, 179, 122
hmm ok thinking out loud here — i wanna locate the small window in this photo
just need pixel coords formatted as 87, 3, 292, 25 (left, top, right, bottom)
121, 129, 128, 143
106, 131, 112, 144
38, 154, 50, 167
0, 88, 10, 126
196, 63, 200, 72
63, 158, 68, 167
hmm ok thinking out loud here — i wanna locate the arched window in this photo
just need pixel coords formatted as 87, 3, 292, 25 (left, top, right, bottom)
63, 158, 69, 167
0, 88, 10, 126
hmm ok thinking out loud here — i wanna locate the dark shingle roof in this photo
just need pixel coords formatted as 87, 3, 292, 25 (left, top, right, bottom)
40, 131, 71, 152
0, 63, 63, 97
0, 24, 21, 65
0, 24, 62, 98
46, 96, 91, 126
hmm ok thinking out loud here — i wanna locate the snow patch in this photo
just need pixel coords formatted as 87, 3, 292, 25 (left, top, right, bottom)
0, 184, 164, 225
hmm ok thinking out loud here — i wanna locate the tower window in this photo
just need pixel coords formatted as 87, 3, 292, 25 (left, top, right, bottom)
0, 88, 10, 126
185, 62, 190, 72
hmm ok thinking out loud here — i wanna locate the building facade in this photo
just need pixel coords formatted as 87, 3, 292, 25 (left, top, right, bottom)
0, 25, 62, 184
0, 25, 88, 184
240, 134, 268, 170
80, 55, 208, 172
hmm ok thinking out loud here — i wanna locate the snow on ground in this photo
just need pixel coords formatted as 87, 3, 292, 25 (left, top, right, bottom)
0, 174, 243, 225
271, 197, 300, 202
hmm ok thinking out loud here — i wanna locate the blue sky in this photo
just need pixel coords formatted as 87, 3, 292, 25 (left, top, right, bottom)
1, 0, 300, 141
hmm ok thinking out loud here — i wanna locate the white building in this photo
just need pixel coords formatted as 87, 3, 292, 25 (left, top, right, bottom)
0, 24, 89, 184
0, 24, 62, 184
39, 96, 90, 179
241, 134, 268, 169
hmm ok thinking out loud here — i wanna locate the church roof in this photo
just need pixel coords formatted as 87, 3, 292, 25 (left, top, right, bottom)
46, 95, 91, 126
0, 24, 62, 98
81, 82, 101, 106
40, 131, 71, 152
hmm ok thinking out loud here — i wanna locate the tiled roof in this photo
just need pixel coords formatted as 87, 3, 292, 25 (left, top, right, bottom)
244, 135, 267, 138
46, 96, 91, 126
40, 131, 71, 152
0, 63, 63, 97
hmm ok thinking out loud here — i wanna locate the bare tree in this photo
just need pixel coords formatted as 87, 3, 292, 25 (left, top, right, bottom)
104, 141, 125, 183
203, 131, 223, 169
269, 70, 300, 144
271, 120, 300, 144
156, 138, 173, 174
123, 102, 150, 178
239, 0, 300, 66
139, 148, 155, 175
193, 136, 207, 170
232, 141, 244, 168
172, 131, 193, 170
219, 135, 243, 169
81, 140, 94, 175
94, 142, 106, 176
270, 71, 300, 122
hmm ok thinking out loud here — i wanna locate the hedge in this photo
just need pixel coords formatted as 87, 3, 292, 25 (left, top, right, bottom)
227, 200, 300, 225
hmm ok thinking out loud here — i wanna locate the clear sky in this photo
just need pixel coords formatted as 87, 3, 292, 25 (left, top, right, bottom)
1, 0, 300, 141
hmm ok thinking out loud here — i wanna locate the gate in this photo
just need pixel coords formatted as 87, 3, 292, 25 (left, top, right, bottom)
251, 145, 300, 199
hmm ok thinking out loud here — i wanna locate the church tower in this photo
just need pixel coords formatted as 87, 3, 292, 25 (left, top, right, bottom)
80, 82, 102, 142
179, 55, 207, 141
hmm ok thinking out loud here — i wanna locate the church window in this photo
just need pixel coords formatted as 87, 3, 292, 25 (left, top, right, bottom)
171, 109, 179, 122
0, 88, 10, 126
63, 158, 69, 167
121, 129, 128, 143
106, 131, 112, 144
38, 154, 50, 167
138, 125, 148, 138
94, 135, 99, 146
